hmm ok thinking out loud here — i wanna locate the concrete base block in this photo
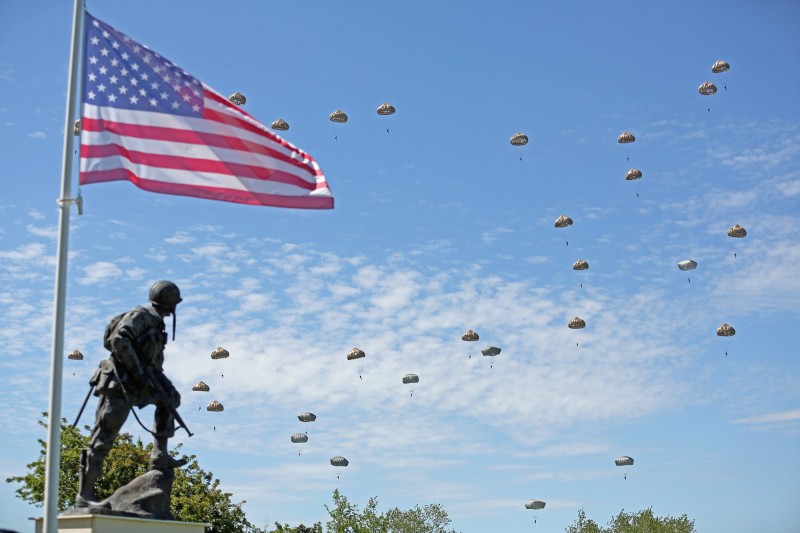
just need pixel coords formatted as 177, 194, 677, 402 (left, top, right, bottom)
33, 514, 207, 533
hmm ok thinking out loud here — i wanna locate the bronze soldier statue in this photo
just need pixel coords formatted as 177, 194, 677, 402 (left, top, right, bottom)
76, 280, 188, 508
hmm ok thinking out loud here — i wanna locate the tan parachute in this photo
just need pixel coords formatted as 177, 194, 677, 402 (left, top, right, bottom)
711, 60, 730, 73
376, 102, 396, 115
298, 412, 317, 422
568, 317, 586, 329
572, 259, 589, 271
727, 224, 747, 238
347, 347, 366, 360
554, 215, 573, 228
625, 168, 643, 181
461, 329, 479, 342
510, 133, 528, 146
698, 82, 717, 95
525, 499, 546, 510
329, 109, 348, 123
271, 119, 289, 131
228, 92, 246, 106
717, 323, 736, 337
211, 347, 230, 360
191, 381, 210, 392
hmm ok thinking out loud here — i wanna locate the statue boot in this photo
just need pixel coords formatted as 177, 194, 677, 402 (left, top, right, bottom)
75, 449, 110, 509
149, 437, 188, 471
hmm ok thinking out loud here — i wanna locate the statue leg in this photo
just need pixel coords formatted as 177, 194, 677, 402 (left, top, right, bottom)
150, 400, 187, 470
76, 393, 130, 507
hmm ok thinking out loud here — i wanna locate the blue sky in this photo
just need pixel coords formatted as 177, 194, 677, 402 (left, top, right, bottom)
2, 1, 799, 532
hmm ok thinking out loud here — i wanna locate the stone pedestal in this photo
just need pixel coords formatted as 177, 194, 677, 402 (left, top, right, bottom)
34, 514, 207, 533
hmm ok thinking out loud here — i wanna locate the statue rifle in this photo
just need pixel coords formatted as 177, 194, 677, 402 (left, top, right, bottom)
141, 365, 194, 437
72, 383, 95, 428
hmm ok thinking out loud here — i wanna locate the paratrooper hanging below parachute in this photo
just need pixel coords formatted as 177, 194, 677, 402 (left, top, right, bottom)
510, 133, 528, 161
554, 215, 573, 246
462, 329, 479, 358
347, 347, 366, 380
615, 455, 634, 479
712, 59, 730, 90
377, 102, 395, 132
330, 456, 349, 479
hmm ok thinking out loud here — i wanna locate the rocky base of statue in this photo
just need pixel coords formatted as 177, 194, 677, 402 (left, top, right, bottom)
63, 467, 175, 520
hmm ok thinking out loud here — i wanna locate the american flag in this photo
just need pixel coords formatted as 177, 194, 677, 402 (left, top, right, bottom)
79, 11, 333, 209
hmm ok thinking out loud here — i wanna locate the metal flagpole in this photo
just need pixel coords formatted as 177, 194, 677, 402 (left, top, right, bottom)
43, 0, 84, 530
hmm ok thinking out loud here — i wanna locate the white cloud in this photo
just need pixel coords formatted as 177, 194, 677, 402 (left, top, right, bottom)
732, 409, 800, 425
28, 131, 46, 139
480, 226, 512, 245
26, 223, 57, 239
77, 261, 124, 285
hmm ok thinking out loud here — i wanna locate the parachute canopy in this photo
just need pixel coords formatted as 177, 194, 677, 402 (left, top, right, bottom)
568, 317, 586, 329
68, 349, 84, 360
191, 381, 210, 392
717, 323, 736, 337
211, 347, 230, 360
554, 215, 573, 228
625, 168, 643, 181
291, 433, 308, 444
377, 102, 396, 115
402, 373, 419, 384
298, 412, 317, 422
207, 400, 224, 412
329, 110, 348, 123
228, 92, 246, 106
481, 346, 501, 357
698, 82, 717, 95
617, 131, 635, 144
727, 224, 747, 238
330, 456, 349, 467
572, 259, 589, 271
615, 456, 634, 466
510, 133, 528, 146
347, 348, 366, 361
677, 259, 697, 271
461, 329, 479, 342
271, 119, 289, 131
525, 499, 546, 510
712, 59, 730, 73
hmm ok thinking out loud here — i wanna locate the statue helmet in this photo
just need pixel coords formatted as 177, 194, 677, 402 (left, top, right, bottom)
149, 281, 182, 340
149, 280, 182, 312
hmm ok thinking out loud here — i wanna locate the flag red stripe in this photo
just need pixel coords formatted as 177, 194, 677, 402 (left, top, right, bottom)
81, 116, 321, 178
81, 143, 316, 191
81, 167, 334, 209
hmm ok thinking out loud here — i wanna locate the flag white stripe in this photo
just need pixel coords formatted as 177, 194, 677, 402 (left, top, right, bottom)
82, 155, 323, 196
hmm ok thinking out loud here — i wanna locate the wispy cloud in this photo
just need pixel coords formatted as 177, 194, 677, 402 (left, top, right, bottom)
27, 223, 57, 239
28, 131, 46, 139
732, 409, 800, 425
77, 261, 124, 285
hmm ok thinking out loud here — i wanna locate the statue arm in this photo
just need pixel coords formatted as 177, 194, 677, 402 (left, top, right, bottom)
111, 324, 146, 379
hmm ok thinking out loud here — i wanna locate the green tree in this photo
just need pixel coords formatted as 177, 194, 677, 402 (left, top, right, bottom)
269, 522, 323, 532
566, 507, 696, 533
325, 489, 388, 533
6, 414, 262, 533
385, 502, 458, 533
324, 489, 458, 533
